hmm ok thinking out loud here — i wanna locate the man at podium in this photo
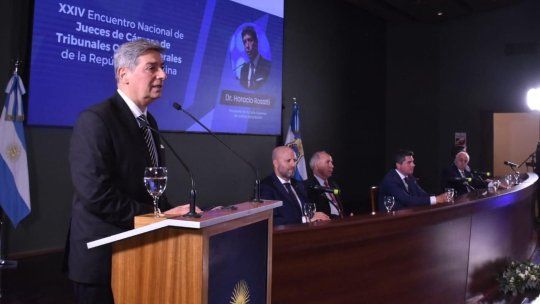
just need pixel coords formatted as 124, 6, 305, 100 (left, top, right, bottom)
66, 39, 192, 303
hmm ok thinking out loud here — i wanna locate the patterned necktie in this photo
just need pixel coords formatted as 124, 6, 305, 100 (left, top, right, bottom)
137, 115, 159, 167
325, 180, 343, 218
403, 177, 410, 193
283, 182, 302, 210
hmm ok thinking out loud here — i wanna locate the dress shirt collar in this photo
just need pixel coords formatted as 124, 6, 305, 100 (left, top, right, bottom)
314, 174, 326, 186
395, 169, 407, 180
117, 89, 147, 119
276, 175, 290, 185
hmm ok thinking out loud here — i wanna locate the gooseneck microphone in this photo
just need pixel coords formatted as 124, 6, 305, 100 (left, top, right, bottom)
232, 62, 248, 72
471, 170, 491, 178
504, 160, 519, 173
138, 119, 200, 218
308, 184, 341, 196
172, 102, 262, 202
504, 160, 518, 167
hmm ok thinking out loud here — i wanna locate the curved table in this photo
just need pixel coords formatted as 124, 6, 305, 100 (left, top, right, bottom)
272, 173, 538, 303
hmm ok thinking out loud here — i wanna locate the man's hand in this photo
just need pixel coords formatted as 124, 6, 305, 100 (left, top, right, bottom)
311, 212, 330, 222
164, 204, 202, 215
435, 193, 449, 204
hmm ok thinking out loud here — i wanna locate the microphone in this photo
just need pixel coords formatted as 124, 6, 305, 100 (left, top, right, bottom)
232, 61, 248, 72
448, 177, 472, 183
471, 170, 491, 178
308, 184, 341, 196
504, 160, 518, 167
138, 119, 200, 218
172, 102, 262, 202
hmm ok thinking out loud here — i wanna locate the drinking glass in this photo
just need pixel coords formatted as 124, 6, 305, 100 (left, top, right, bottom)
144, 167, 168, 217
513, 172, 520, 185
304, 203, 316, 222
445, 188, 456, 203
504, 174, 513, 187
383, 196, 395, 213
492, 179, 501, 191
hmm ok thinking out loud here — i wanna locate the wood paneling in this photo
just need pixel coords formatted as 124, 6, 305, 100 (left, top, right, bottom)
112, 228, 204, 304
273, 174, 538, 303
111, 202, 275, 304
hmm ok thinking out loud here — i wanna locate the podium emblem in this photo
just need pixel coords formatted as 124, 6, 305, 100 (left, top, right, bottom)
230, 280, 250, 304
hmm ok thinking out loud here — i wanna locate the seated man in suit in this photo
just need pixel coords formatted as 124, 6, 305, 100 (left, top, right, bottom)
441, 151, 489, 196
306, 151, 350, 219
261, 146, 330, 225
378, 150, 448, 211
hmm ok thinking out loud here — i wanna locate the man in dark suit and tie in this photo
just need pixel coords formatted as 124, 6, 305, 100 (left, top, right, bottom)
306, 151, 351, 219
260, 146, 330, 225
378, 150, 448, 211
239, 26, 271, 90
441, 151, 489, 196
66, 39, 195, 303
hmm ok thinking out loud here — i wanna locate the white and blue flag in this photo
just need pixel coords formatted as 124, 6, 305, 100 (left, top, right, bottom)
0, 72, 30, 226
284, 101, 307, 181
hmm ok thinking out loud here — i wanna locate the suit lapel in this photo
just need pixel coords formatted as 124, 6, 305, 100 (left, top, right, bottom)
392, 170, 410, 194
111, 93, 153, 167
273, 174, 302, 213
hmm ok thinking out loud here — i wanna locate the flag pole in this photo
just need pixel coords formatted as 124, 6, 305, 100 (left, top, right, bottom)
0, 60, 22, 301
0, 59, 20, 271
0, 211, 17, 270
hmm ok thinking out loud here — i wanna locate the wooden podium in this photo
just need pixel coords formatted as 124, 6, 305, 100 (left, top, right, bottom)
87, 200, 281, 304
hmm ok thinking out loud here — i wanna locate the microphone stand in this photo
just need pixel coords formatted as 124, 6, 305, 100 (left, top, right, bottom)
517, 151, 536, 171
144, 123, 200, 218
0, 209, 17, 300
172, 102, 262, 202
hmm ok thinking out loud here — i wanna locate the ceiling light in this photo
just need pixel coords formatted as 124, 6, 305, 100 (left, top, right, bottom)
526, 88, 540, 111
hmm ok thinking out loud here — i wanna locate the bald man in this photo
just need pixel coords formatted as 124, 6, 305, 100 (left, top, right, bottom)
260, 146, 330, 225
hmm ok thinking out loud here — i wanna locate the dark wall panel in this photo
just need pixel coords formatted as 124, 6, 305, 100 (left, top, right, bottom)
3, 0, 386, 255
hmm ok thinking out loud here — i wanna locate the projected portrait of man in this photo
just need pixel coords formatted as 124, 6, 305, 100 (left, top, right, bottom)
240, 26, 271, 90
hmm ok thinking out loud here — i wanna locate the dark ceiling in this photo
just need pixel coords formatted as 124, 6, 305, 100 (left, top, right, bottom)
347, 0, 522, 23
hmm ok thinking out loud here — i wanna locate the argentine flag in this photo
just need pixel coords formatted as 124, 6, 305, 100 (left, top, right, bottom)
284, 101, 307, 181
0, 72, 30, 227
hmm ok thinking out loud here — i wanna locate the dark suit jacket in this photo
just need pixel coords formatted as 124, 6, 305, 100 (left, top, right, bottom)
378, 169, 430, 211
305, 176, 346, 218
441, 163, 473, 196
260, 173, 307, 226
67, 92, 170, 284
240, 55, 271, 90
441, 163, 487, 196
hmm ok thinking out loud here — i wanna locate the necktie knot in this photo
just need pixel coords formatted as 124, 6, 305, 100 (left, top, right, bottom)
137, 115, 149, 128
283, 182, 292, 193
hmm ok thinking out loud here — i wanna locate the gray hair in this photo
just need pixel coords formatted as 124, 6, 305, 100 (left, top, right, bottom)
309, 151, 329, 170
455, 151, 470, 161
113, 39, 165, 80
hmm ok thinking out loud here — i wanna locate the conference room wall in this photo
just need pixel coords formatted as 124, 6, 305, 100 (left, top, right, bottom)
282, 0, 386, 214
2, 0, 386, 255
386, 0, 540, 193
